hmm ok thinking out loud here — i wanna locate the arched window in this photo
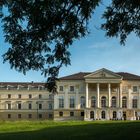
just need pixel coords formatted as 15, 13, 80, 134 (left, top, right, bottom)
113, 111, 117, 119
91, 96, 96, 108
90, 111, 94, 119
101, 96, 106, 107
122, 96, 127, 108
111, 96, 116, 108
80, 96, 85, 108
132, 96, 138, 108
101, 111, 106, 119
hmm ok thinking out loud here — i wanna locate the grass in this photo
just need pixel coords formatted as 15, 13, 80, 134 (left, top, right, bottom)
0, 120, 140, 140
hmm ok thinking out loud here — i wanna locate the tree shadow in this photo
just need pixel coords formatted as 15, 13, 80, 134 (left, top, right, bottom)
0, 121, 140, 140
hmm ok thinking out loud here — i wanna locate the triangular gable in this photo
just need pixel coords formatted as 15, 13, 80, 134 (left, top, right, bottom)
84, 68, 122, 79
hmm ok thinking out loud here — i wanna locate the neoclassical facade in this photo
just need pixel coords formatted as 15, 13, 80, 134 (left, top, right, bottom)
0, 68, 140, 120
54, 68, 140, 121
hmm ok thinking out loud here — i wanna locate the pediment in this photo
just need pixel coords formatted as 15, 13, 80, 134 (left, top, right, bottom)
84, 68, 122, 79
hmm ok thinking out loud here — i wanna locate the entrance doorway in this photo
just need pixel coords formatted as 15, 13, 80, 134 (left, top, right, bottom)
123, 111, 126, 120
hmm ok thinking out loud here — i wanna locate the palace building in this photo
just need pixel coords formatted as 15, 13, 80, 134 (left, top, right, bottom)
0, 68, 140, 120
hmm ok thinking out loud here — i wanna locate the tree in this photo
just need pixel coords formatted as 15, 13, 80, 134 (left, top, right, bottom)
0, 0, 140, 93
102, 0, 140, 45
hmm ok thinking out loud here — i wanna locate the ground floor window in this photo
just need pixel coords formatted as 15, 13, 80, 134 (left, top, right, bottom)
101, 111, 105, 119
38, 114, 42, 119
132, 99, 138, 108
28, 114, 32, 119
8, 114, 11, 119
18, 114, 21, 119
90, 111, 94, 119
81, 111, 84, 117
70, 111, 74, 117
123, 111, 126, 120
59, 111, 63, 117
48, 113, 53, 119
113, 111, 117, 119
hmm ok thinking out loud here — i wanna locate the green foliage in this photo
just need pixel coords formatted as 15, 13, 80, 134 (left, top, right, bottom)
102, 0, 140, 45
0, 0, 100, 92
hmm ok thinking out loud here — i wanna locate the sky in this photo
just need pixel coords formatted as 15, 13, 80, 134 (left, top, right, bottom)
0, 1, 140, 82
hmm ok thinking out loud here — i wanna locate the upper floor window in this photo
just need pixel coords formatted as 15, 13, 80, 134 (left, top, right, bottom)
69, 96, 75, 108
70, 86, 74, 92
59, 96, 64, 108
18, 94, 21, 99
80, 96, 85, 108
17, 103, 21, 109
101, 96, 106, 108
29, 94, 32, 99
48, 103, 53, 110
133, 86, 138, 92
122, 86, 128, 92
7, 103, 11, 110
8, 94, 11, 99
111, 96, 116, 108
28, 103, 32, 109
59, 86, 63, 92
38, 103, 42, 110
39, 94, 42, 99
132, 97, 138, 108
91, 96, 96, 108
122, 96, 127, 108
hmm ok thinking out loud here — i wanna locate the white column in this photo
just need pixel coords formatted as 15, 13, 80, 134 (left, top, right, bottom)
128, 88, 132, 109
138, 86, 140, 109
119, 84, 122, 108
86, 83, 89, 108
97, 83, 100, 108
54, 94, 58, 109
75, 85, 79, 109
64, 86, 68, 109
117, 87, 120, 108
108, 83, 111, 107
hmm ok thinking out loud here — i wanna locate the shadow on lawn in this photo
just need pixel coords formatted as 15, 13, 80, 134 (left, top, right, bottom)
0, 122, 140, 140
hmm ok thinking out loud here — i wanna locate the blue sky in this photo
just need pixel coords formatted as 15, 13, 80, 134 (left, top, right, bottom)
0, 1, 140, 82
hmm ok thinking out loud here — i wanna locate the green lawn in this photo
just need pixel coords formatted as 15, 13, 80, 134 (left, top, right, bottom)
0, 121, 140, 140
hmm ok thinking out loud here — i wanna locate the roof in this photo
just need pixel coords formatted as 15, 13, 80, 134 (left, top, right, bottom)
59, 72, 140, 80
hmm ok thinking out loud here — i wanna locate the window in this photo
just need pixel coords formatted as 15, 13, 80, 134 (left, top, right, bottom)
18, 114, 21, 119
59, 86, 63, 92
8, 114, 11, 119
39, 94, 42, 99
101, 96, 106, 107
70, 86, 74, 92
111, 96, 116, 108
17, 103, 21, 109
122, 86, 128, 92
81, 111, 84, 117
133, 86, 138, 92
122, 96, 127, 108
18, 94, 21, 98
38, 104, 42, 109
90, 111, 94, 119
113, 111, 117, 119
38, 114, 42, 119
91, 96, 96, 108
48, 113, 53, 119
80, 96, 85, 108
7, 103, 11, 110
8, 94, 11, 98
29, 94, 32, 99
132, 98, 138, 108
59, 96, 64, 108
59, 111, 63, 117
28, 103, 32, 109
70, 111, 74, 117
101, 111, 105, 119
48, 103, 53, 110
28, 114, 32, 119
69, 96, 75, 108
